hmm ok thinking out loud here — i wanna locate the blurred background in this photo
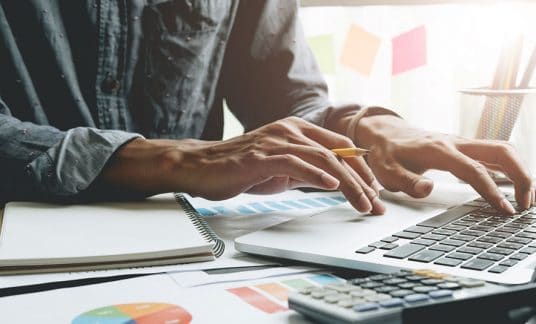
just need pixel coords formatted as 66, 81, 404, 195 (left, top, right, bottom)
223, 0, 536, 173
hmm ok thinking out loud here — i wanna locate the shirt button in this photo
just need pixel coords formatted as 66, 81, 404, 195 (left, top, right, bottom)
101, 78, 121, 94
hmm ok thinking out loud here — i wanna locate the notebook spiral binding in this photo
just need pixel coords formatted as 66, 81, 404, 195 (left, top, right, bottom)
174, 193, 225, 257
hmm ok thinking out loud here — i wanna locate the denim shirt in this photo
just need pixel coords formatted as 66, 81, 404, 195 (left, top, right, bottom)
0, 0, 356, 203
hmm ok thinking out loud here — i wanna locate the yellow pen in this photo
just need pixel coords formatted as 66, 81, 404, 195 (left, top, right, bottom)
331, 147, 369, 158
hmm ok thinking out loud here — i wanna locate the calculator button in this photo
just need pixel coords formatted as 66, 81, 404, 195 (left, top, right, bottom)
338, 299, 359, 308
461, 258, 495, 271
384, 244, 425, 259
324, 293, 351, 304
404, 294, 430, 303
361, 282, 384, 289
398, 282, 418, 289
488, 265, 508, 274
311, 290, 337, 299
437, 282, 461, 290
412, 286, 438, 293
420, 279, 444, 286
324, 284, 358, 293
405, 275, 426, 281
369, 274, 391, 281
351, 278, 369, 285
429, 290, 453, 299
383, 278, 407, 285
434, 257, 463, 267
379, 298, 404, 308
390, 289, 414, 298
408, 250, 444, 263
375, 286, 398, 294
365, 294, 391, 302
458, 279, 486, 288
350, 289, 375, 298
353, 302, 379, 312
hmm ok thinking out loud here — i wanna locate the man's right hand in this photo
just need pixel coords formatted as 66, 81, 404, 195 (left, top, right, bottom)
101, 117, 385, 214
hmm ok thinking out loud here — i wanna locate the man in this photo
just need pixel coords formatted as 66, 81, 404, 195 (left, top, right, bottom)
0, 1, 533, 215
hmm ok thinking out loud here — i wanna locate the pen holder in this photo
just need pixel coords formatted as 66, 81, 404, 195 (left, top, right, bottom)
458, 87, 536, 176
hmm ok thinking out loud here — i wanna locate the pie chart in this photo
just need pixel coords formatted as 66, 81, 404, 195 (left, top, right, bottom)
72, 303, 192, 324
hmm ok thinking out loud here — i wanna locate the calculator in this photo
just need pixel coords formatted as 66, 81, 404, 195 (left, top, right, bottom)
288, 269, 536, 324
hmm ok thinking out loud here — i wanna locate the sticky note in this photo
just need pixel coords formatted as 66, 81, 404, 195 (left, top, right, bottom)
307, 35, 336, 74
392, 25, 427, 75
340, 24, 381, 76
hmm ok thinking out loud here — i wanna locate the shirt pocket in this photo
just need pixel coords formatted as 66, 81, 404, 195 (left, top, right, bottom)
141, 0, 226, 135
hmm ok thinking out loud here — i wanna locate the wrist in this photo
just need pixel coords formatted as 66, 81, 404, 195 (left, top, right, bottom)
356, 114, 405, 149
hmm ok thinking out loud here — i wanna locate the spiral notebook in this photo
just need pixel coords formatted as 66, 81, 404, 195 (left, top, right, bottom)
0, 193, 224, 275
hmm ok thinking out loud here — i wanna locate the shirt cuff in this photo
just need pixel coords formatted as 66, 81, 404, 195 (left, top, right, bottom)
28, 127, 143, 196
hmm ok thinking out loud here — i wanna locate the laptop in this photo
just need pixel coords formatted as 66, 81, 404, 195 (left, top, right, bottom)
235, 183, 536, 285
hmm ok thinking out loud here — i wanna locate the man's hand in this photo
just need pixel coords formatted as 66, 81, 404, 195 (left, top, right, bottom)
353, 114, 535, 214
102, 117, 385, 214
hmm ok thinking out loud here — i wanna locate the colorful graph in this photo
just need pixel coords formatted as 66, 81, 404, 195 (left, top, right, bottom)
226, 274, 342, 314
72, 303, 192, 324
194, 195, 348, 217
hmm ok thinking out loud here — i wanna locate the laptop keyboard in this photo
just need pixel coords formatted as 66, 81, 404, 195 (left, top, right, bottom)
356, 194, 536, 273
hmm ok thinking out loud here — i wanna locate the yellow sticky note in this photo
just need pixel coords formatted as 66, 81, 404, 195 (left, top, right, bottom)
340, 24, 381, 76
307, 34, 336, 74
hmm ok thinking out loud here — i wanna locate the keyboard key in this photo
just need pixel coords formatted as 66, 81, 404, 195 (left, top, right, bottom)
404, 293, 430, 303
499, 259, 518, 267
393, 231, 421, 240
487, 231, 511, 239
421, 233, 447, 241
381, 236, 398, 243
497, 242, 523, 250
379, 298, 404, 308
443, 224, 466, 231
408, 250, 444, 262
450, 234, 474, 242
446, 252, 473, 260
497, 227, 520, 234
461, 258, 494, 270
418, 205, 479, 228
355, 246, 375, 254
429, 290, 453, 299
507, 237, 531, 244
441, 239, 465, 247
379, 243, 399, 250
467, 241, 493, 249
477, 236, 503, 244
434, 257, 463, 267
353, 302, 379, 312
510, 253, 529, 261
516, 232, 536, 239
384, 244, 425, 259
457, 246, 483, 255
405, 225, 434, 234
369, 241, 388, 249
488, 265, 508, 274
488, 247, 514, 255
432, 229, 456, 236
470, 225, 493, 232
429, 244, 455, 252
478, 253, 504, 261
452, 221, 476, 227
460, 230, 486, 237
411, 238, 436, 246
520, 247, 536, 254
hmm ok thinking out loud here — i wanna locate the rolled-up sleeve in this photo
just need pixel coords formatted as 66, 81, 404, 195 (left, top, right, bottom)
0, 100, 141, 203
222, 0, 361, 130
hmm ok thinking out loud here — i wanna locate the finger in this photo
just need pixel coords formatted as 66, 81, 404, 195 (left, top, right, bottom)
247, 155, 340, 193
458, 141, 533, 210
374, 160, 434, 199
345, 156, 380, 194
269, 143, 374, 213
427, 147, 515, 214
341, 159, 385, 215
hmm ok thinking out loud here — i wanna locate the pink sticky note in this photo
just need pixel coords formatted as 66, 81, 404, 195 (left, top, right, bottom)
392, 25, 427, 75
340, 24, 381, 76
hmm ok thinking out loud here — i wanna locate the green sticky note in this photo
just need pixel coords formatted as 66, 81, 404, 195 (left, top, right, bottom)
307, 35, 336, 74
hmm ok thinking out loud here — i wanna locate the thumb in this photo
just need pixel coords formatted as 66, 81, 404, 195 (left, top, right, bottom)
379, 163, 434, 198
